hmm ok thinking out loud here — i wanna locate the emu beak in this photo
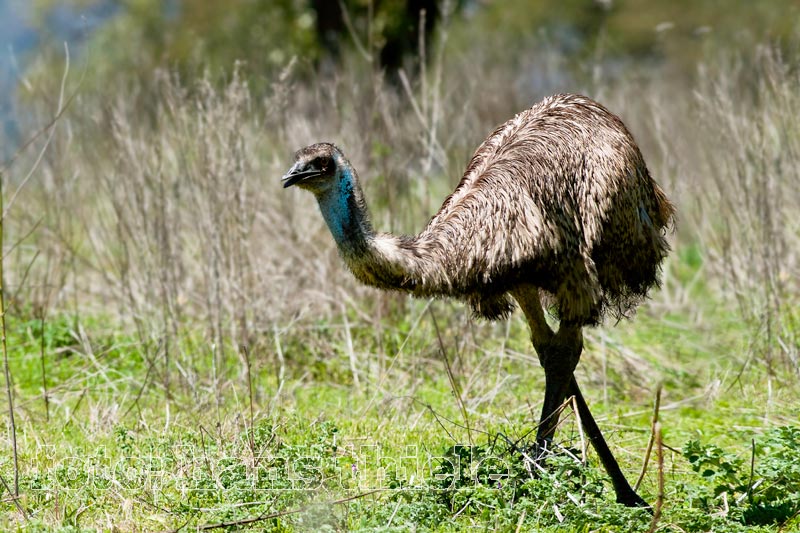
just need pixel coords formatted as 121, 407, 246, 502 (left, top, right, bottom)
281, 162, 321, 188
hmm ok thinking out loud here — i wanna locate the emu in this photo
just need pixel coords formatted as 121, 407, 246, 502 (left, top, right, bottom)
282, 93, 674, 508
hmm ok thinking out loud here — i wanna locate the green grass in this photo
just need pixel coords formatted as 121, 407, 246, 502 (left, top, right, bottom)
2, 276, 799, 532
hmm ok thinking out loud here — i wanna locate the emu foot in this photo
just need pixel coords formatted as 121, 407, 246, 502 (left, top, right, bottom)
616, 489, 652, 512
522, 440, 653, 513
520, 440, 548, 477
520, 440, 582, 477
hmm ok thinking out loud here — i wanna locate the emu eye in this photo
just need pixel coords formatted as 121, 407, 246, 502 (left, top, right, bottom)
313, 155, 332, 173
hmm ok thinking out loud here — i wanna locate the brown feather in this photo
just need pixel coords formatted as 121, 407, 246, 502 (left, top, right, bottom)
287, 93, 675, 325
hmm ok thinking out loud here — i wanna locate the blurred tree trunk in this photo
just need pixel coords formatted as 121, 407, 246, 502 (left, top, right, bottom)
311, 0, 344, 58
310, 0, 442, 76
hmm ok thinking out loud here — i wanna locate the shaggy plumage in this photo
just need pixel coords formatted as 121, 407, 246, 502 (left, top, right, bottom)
284, 94, 674, 324
283, 93, 674, 509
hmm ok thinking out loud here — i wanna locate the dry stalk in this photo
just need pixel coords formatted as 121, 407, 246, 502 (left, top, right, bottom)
337, 0, 373, 63
746, 438, 756, 503
635, 382, 663, 491
270, 324, 286, 414
570, 394, 587, 465
0, 472, 27, 521
1, 142, 19, 503
241, 344, 256, 458
0, 42, 75, 182
342, 307, 361, 390
39, 313, 49, 421
0, 40, 74, 500
429, 306, 473, 446
646, 421, 664, 533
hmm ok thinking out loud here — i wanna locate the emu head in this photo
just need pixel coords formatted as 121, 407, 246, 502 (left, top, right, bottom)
282, 142, 341, 193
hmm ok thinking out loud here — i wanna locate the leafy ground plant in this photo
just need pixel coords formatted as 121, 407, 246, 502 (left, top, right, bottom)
680, 426, 800, 527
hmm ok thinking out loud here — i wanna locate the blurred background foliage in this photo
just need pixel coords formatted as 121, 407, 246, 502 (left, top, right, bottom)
2, 0, 795, 161
13, 0, 800, 100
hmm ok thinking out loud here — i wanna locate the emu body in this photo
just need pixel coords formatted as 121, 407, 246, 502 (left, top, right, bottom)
283, 93, 674, 508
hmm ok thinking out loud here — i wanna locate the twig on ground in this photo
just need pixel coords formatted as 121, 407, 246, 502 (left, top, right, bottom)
191, 489, 385, 531
0, 472, 28, 521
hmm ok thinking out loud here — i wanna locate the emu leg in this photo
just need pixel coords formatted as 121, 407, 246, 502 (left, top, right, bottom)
535, 363, 573, 449
533, 323, 583, 454
568, 377, 651, 509
513, 286, 649, 508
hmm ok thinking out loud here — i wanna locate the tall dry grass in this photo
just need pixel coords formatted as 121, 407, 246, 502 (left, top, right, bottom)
4, 32, 799, 403
692, 47, 800, 373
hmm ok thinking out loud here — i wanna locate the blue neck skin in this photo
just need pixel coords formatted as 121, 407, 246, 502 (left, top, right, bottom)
316, 167, 368, 253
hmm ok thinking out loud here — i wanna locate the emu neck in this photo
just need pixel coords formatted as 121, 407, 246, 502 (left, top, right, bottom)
314, 162, 428, 293
316, 166, 373, 255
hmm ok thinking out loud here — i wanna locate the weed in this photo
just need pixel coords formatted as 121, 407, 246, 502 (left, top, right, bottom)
679, 426, 800, 527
